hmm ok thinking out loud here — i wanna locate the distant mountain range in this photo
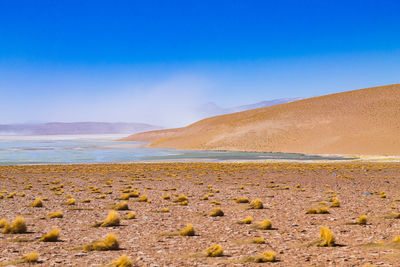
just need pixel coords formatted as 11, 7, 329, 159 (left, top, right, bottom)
0, 122, 162, 136
0, 98, 300, 136
196, 98, 301, 118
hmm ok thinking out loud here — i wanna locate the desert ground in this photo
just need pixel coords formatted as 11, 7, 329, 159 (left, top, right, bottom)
1, 162, 400, 266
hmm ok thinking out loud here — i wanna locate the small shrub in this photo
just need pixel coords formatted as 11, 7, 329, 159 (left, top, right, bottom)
209, 208, 224, 217
113, 255, 133, 267
319, 226, 335, 247
23, 252, 39, 263
249, 199, 263, 209
206, 244, 223, 257
40, 227, 60, 242
84, 233, 120, 251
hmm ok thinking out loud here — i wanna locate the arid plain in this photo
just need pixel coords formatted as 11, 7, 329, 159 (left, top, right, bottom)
1, 162, 400, 266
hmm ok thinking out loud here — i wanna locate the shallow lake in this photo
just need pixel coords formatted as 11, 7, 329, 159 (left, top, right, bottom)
0, 134, 353, 165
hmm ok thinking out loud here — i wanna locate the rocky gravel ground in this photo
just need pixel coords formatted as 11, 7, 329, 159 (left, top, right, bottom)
1, 162, 400, 266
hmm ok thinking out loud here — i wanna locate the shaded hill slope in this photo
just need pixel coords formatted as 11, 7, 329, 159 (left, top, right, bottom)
122, 84, 400, 155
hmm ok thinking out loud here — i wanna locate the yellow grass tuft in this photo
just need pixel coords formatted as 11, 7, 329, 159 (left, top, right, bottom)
254, 251, 276, 262
23, 252, 39, 263
48, 211, 63, 218
101, 211, 120, 227
3, 216, 27, 234
393, 236, 400, 243
330, 197, 340, 207
254, 219, 272, 230
357, 215, 368, 225
139, 194, 148, 202
40, 227, 60, 242
206, 244, 223, 257
0, 218, 8, 228
249, 199, 263, 209
114, 201, 129, 210
239, 216, 253, 224
235, 197, 249, 203
126, 212, 136, 219
32, 198, 43, 207
162, 194, 171, 200
252, 236, 265, 244
84, 233, 120, 251
319, 226, 335, 247
180, 223, 195, 236
67, 198, 76, 205
209, 208, 224, 217
113, 255, 133, 267
307, 207, 329, 214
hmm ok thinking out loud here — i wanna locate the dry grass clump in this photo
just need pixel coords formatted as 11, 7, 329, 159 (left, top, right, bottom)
67, 198, 76, 205
206, 244, 223, 257
48, 211, 63, 219
249, 199, 263, 209
319, 226, 335, 247
32, 198, 43, 207
174, 194, 188, 203
253, 219, 272, 230
162, 194, 171, 200
113, 201, 129, 210
357, 215, 368, 225
22, 252, 39, 263
254, 251, 276, 262
100, 211, 120, 227
180, 223, 195, 236
209, 208, 224, 217
235, 197, 249, 203
84, 233, 120, 251
0, 218, 8, 228
330, 197, 340, 207
159, 208, 169, 213
126, 212, 136, 219
139, 194, 148, 202
113, 255, 133, 267
40, 227, 60, 242
3, 216, 27, 234
238, 216, 253, 224
120, 193, 130, 200
252, 236, 265, 244
306, 207, 330, 214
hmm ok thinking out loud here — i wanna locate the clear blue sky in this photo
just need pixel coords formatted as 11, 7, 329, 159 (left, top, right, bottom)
1, 0, 399, 126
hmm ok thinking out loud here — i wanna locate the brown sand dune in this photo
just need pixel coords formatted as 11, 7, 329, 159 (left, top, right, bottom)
122, 84, 400, 155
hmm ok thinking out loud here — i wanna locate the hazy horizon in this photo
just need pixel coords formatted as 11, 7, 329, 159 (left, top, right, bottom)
1, 1, 399, 127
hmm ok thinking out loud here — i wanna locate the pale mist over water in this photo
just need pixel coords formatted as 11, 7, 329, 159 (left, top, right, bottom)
0, 134, 351, 165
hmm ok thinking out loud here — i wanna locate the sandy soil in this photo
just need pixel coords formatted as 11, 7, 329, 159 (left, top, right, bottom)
122, 84, 400, 156
1, 162, 400, 266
